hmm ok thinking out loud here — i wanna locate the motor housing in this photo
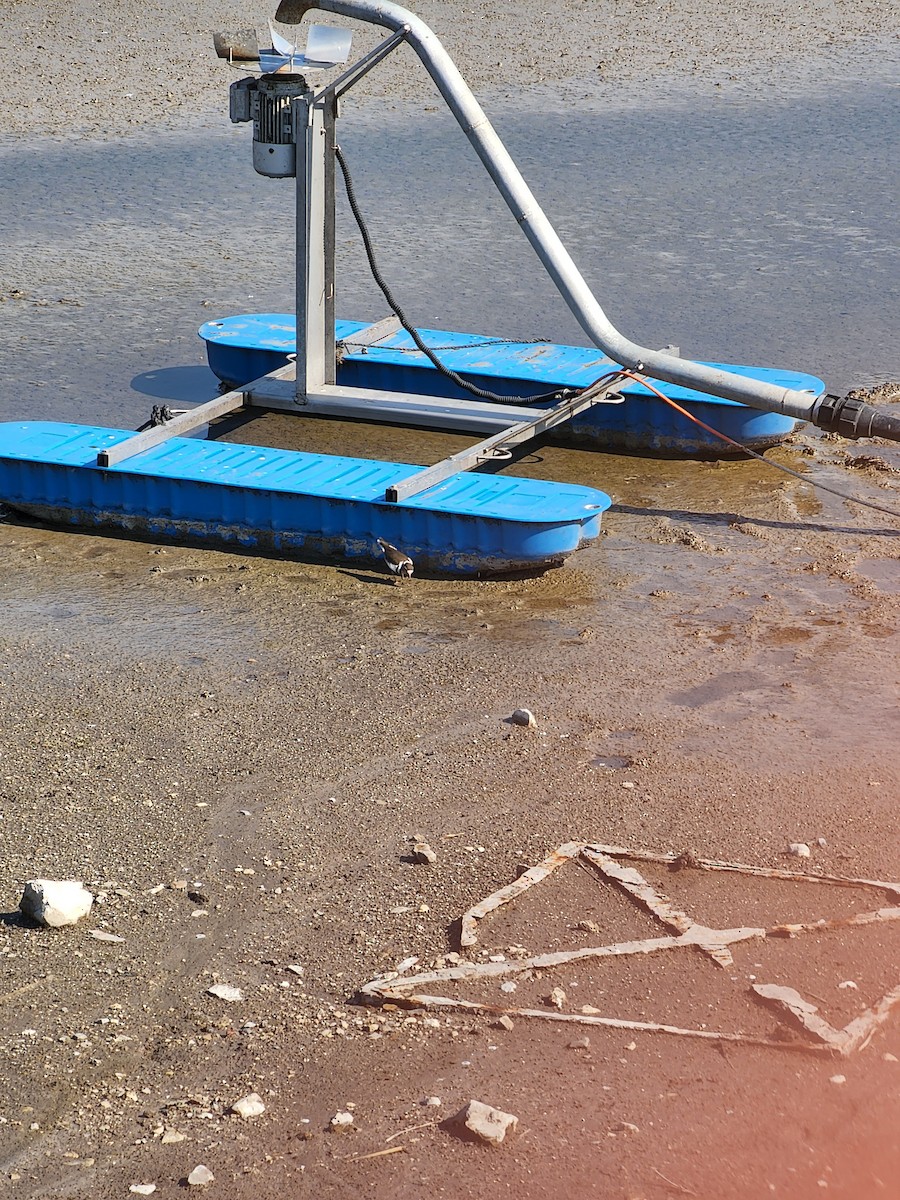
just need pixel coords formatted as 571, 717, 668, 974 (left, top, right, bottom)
229, 75, 311, 178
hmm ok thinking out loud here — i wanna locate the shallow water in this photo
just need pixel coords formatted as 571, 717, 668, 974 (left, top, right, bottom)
1, 76, 897, 436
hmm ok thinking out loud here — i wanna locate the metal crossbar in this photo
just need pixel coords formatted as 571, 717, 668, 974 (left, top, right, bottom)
384, 375, 625, 502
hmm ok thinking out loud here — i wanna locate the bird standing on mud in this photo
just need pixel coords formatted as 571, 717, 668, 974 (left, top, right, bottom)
376, 537, 414, 579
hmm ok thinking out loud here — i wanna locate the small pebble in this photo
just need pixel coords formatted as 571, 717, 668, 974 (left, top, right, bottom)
187, 1164, 214, 1187
788, 842, 811, 858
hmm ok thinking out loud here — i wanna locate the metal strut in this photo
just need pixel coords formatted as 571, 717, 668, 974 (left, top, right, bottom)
275, 0, 900, 443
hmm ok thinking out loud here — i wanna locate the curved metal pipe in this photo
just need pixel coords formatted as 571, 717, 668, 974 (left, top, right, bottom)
276, 0, 887, 435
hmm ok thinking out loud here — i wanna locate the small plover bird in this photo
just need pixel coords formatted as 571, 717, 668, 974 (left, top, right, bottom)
376, 537, 414, 579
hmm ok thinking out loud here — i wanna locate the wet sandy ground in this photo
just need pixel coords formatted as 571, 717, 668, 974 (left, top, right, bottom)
2, 2, 900, 1198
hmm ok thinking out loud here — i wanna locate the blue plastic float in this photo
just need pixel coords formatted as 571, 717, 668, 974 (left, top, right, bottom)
201, 315, 825, 455
0, 422, 609, 575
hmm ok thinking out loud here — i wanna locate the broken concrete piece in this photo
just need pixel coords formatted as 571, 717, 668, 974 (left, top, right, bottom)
186, 1164, 214, 1187
19, 879, 94, 927
454, 1099, 518, 1146
206, 983, 244, 1003
230, 1092, 265, 1119
411, 841, 437, 865
510, 708, 536, 728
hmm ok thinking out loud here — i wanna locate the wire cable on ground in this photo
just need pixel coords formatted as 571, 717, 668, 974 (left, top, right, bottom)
335, 143, 579, 406
618, 370, 900, 522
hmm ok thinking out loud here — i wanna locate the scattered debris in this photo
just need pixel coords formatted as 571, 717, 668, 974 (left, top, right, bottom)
509, 707, 536, 728
230, 1092, 265, 1120
452, 1099, 518, 1146
186, 1164, 214, 1187
363, 839, 900, 1054
669, 851, 701, 872
576, 919, 601, 934
410, 841, 437, 865
19, 879, 93, 927
330, 1111, 355, 1130
788, 843, 811, 858
340, 1145, 406, 1162
611, 1121, 639, 1135
206, 983, 244, 1003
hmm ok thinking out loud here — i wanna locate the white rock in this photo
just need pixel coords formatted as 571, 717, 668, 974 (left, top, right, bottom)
230, 1092, 265, 1120
546, 986, 567, 1010
423, 1096, 442, 1107
829, 1074, 846, 1085
411, 841, 437, 864
186, 1164, 214, 1187
510, 708, 536, 728
838, 980, 858, 991
816, 837, 828, 848
129, 1186, 157, 1196
496, 1014, 515, 1031
160, 1127, 186, 1144
330, 1110, 354, 1129
454, 1099, 518, 1146
206, 983, 244, 1003
788, 842, 811, 858
19, 879, 93, 927
89, 929, 125, 943
611, 1121, 640, 1135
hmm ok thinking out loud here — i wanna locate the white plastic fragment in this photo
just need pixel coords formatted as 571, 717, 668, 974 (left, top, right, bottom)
230, 1092, 265, 1119
788, 843, 811, 858
510, 708, 536, 728
19, 879, 94, 927
187, 1164, 214, 1187
454, 1099, 518, 1146
206, 983, 244, 1003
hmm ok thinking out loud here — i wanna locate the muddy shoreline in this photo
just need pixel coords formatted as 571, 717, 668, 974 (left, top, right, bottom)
2, 2, 900, 1198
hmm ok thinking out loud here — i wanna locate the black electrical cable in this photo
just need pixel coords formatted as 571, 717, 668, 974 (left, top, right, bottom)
334, 142, 580, 406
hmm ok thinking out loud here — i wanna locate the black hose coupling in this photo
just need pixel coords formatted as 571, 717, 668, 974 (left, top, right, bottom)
814, 394, 900, 443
